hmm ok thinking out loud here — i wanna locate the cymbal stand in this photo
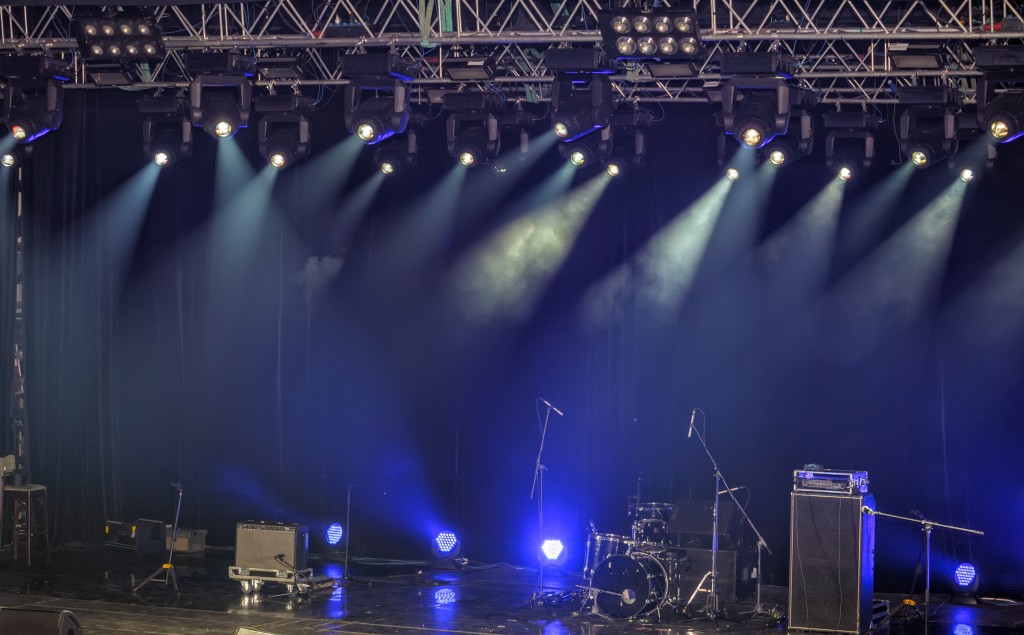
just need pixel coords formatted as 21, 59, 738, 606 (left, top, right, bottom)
866, 507, 984, 633
133, 482, 183, 593
529, 398, 560, 604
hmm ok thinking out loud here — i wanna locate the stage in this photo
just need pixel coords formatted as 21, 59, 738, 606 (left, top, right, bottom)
0, 545, 1020, 634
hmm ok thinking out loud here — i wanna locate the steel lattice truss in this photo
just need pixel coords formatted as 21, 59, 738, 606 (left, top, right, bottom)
2, 0, 1024, 105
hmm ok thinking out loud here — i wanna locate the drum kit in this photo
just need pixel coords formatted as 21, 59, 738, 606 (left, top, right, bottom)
583, 502, 714, 619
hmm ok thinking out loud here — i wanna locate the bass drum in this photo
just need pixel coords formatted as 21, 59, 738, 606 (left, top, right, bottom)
583, 533, 627, 578
590, 553, 669, 618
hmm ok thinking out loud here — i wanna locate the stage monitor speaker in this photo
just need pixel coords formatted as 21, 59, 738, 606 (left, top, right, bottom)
671, 548, 737, 604
235, 521, 308, 571
789, 491, 875, 634
0, 607, 81, 634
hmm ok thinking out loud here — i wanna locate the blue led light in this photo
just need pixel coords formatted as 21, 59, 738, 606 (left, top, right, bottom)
434, 531, 459, 555
325, 523, 344, 546
954, 563, 977, 588
434, 587, 457, 605
953, 624, 974, 635
541, 539, 565, 561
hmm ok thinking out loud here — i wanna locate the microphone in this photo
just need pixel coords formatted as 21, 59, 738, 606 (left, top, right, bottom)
687, 409, 697, 438
540, 398, 564, 416
862, 506, 875, 516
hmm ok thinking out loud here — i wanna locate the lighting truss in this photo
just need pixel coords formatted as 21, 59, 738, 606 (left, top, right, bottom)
6, 0, 1022, 106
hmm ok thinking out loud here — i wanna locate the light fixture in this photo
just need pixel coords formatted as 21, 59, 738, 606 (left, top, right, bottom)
726, 167, 740, 180
545, 49, 615, 142
761, 109, 814, 167
538, 539, 567, 567
444, 92, 502, 167
255, 94, 312, 168
597, 9, 703, 61
980, 91, 1024, 143
325, 523, 344, 547
432, 531, 461, 560
444, 56, 498, 81
72, 12, 164, 85
140, 94, 191, 166
600, 108, 651, 177
0, 56, 70, 144
896, 87, 956, 169
948, 113, 997, 179
373, 128, 419, 176
974, 46, 1024, 144
719, 76, 810, 149
950, 562, 979, 604
559, 126, 612, 167
0, 150, 20, 169
185, 53, 256, 140
824, 111, 877, 180
888, 43, 944, 70
341, 53, 414, 145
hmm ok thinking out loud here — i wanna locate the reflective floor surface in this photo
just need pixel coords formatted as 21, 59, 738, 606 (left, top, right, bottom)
0, 545, 1021, 634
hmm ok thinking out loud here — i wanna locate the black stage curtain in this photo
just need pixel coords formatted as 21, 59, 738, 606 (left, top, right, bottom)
0, 170, 18, 461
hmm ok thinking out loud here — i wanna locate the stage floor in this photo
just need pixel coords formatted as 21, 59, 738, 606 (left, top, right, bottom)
0, 545, 1020, 634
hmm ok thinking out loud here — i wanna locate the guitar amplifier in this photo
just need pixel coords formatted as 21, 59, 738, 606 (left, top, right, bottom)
235, 521, 308, 571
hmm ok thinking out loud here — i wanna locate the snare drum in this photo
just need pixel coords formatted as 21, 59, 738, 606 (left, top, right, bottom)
631, 518, 667, 549
584, 533, 627, 578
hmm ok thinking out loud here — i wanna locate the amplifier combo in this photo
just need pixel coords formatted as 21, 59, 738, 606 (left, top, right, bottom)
234, 521, 308, 571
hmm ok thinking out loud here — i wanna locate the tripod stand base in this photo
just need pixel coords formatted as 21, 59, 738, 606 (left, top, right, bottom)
132, 563, 180, 593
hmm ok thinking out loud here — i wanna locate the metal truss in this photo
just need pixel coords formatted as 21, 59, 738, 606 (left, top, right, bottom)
2, 1, 1024, 106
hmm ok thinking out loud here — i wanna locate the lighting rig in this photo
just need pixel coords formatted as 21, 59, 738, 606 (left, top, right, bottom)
715, 53, 812, 151
824, 111, 877, 181
255, 93, 313, 169
185, 52, 256, 140
597, 7, 704, 63
896, 86, 957, 168
0, 55, 70, 145
545, 49, 615, 143
603, 109, 652, 177
71, 11, 164, 86
341, 53, 415, 145
139, 93, 192, 167
948, 113, 997, 182
974, 45, 1024, 145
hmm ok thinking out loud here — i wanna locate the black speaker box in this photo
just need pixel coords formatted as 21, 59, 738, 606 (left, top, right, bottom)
670, 547, 737, 604
789, 492, 875, 634
235, 521, 308, 570
0, 607, 81, 634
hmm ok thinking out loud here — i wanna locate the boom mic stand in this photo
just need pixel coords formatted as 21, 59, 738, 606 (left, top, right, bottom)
685, 408, 723, 619
529, 397, 562, 604
133, 482, 183, 593
719, 485, 773, 617
864, 506, 984, 633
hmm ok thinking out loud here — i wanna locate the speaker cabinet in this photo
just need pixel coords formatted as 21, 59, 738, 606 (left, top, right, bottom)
789, 492, 875, 634
235, 521, 308, 571
0, 607, 81, 634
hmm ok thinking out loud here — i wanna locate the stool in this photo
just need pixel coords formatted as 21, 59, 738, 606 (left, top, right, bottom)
4, 484, 50, 565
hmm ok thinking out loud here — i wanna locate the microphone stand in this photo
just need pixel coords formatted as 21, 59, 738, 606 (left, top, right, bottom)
529, 398, 560, 603
719, 485, 773, 616
865, 506, 984, 633
686, 411, 723, 620
133, 482, 183, 593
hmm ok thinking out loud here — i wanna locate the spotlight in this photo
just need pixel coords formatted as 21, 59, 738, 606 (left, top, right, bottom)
606, 161, 622, 176
432, 531, 461, 560
325, 523, 344, 546
341, 53, 414, 145
141, 96, 192, 166
373, 127, 419, 176
950, 562, 979, 604
598, 9, 704, 61
824, 111, 877, 179
559, 126, 611, 167
959, 168, 975, 182
719, 77, 810, 150
761, 109, 814, 167
186, 64, 254, 140
0, 151, 19, 169
256, 95, 312, 169
981, 91, 1024, 143
444, 93, 502, 167
0, 56, 69, 144
897, 97, 956, 169
726, 167, 740, 180
548, 68, 614, 142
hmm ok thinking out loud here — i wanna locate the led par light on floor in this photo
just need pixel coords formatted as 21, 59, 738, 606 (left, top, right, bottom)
597, 9, 703, 61
538, 539, 567, 567
950, 562, 979, 604
432, 531, 463, 568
